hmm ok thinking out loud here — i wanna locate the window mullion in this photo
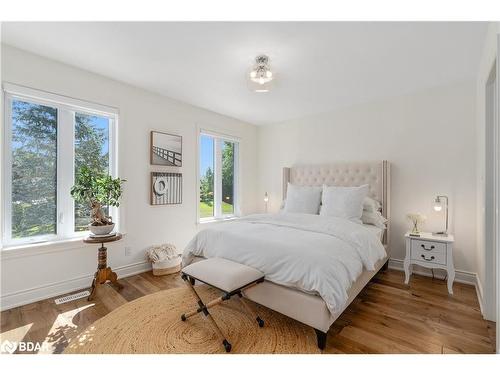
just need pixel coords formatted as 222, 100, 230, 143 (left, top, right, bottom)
108, 118, 119, 231
57, 109, 75, 238
214, 138, 222, 218
233, 142, 240, 217
2, 96, 13, 245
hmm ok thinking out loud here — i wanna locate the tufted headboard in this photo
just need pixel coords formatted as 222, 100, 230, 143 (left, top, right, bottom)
282, 161, 390, 247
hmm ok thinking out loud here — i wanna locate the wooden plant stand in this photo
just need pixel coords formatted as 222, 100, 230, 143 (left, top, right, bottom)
83, 233, 123, 301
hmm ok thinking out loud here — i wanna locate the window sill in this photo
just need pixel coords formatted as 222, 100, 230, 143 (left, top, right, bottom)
197, 216, 239, 225
1, 232, 127, 260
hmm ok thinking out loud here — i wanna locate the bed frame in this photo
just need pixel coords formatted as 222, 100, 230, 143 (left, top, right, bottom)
243, 161, 391, 349
192, 161, 390, 350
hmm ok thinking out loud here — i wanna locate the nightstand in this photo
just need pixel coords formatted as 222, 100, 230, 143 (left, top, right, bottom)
404, 232, 455, 294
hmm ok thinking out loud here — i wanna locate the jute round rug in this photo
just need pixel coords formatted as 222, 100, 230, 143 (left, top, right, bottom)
64, 285, 321, 354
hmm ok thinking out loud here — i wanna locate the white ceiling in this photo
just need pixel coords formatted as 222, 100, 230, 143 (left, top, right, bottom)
1, 22, 488, 125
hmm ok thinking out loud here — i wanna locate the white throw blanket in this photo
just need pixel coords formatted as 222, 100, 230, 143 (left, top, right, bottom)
182, 213, 386, 314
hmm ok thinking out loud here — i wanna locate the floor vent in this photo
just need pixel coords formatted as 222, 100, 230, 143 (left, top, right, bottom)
54, 290, 90, 305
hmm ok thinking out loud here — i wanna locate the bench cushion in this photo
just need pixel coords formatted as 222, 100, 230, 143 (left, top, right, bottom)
182, 258, 264, 293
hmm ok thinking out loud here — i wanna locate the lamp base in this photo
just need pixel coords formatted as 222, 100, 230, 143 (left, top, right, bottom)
432, 231, 448, 237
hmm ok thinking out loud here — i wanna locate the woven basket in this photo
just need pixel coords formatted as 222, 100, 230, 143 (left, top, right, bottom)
152, 258, 181, 276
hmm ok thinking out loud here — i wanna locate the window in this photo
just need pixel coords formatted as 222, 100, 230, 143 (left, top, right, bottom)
11, 100, 58, 239
2, 84, 117, 246
199, 135, 215, 218
74, 113, 110, 232
198, 131, 239, 221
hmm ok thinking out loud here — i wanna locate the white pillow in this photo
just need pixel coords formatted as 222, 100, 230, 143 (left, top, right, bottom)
363, 196, 381, 213
320, 184, 369, 222
283, 183, 322, 214
361, 210, 388, 229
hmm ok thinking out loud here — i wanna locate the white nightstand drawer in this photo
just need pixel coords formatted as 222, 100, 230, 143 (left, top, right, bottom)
411, 239, 446, 255
411, 241, 446, 265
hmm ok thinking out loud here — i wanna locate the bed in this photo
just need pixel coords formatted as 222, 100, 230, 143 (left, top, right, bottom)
183, 161, 390, 349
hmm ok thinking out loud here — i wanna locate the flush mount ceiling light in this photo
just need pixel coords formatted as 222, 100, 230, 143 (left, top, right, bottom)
247, 55, 274, 93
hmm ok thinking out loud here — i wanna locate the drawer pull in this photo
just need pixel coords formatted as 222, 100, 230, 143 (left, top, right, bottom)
420, 244, 435, 251
421, 254, 435, 261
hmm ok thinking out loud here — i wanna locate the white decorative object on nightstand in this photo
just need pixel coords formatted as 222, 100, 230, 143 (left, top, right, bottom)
404, 232, 455, 294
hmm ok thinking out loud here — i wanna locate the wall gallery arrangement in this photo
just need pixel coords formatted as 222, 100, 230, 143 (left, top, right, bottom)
150, 131, 183, 205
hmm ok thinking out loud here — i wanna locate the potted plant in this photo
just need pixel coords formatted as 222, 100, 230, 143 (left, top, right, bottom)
71, 166, 125, 235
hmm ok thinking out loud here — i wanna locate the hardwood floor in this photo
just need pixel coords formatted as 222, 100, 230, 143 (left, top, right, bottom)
0, 269, 495, 354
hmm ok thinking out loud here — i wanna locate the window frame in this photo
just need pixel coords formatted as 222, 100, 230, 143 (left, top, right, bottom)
1, 83, 119, 247
197, 128, 240, 223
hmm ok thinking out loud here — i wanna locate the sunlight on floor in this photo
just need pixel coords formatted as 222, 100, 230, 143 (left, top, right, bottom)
38, 303, 95, 354
0, 323, 33, 343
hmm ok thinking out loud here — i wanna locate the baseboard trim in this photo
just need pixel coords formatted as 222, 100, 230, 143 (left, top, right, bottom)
475, 276, 485, 317
388, 258, 484, 316
0, 261, 152, 311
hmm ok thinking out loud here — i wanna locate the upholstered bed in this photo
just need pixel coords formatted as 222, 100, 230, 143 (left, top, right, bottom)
185, 161, 390, 349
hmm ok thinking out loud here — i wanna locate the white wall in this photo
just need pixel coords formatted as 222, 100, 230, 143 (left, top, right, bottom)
475, 22, 500, 322
0, 45, 259, 309
258, 81, 477, 274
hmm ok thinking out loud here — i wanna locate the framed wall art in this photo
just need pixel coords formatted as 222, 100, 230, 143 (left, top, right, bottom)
150, 172, 183, 205
150, 131, 182, 167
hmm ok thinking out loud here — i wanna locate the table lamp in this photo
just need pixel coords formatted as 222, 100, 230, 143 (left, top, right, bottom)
433, 195, 449, 236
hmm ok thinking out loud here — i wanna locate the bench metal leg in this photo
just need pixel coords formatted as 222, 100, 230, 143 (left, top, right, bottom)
238, 293, 264, 327
181, 275, 232, 352
181, 295, 225, 320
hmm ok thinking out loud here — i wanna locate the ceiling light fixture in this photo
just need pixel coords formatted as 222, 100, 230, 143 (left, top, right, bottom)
247, 55, 274, 93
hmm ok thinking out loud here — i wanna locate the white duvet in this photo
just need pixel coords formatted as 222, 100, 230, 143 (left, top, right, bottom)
182, 213, 386, 314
